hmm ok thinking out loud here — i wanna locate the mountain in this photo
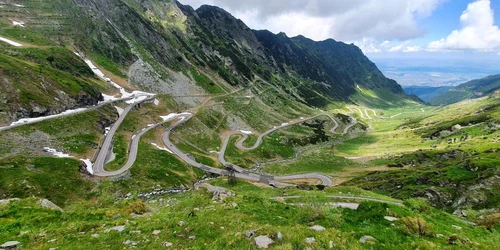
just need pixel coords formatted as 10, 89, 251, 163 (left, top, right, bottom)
403, 85, 453, 102
0, 0, 413, 125
428, 74, 500, 105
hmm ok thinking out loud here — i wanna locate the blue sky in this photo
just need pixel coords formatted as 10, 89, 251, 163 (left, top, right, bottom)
415, 0, 500, 46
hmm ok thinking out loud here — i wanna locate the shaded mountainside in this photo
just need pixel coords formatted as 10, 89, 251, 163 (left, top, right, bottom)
0, 0, 413, 125
429, 74, 500, 105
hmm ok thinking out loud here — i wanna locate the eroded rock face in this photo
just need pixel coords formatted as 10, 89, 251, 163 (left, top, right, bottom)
195, 183, 236, 202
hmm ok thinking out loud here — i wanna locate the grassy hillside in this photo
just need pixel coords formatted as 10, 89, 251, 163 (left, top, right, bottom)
429, 75, 500, 105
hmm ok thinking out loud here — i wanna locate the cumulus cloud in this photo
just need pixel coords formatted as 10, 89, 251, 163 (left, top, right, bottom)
428, 0, 500, 51
355, 38, 422, 53
180, 0, 446, 41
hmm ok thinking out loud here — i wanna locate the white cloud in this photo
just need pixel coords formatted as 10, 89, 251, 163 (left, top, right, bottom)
354, 39, 422, 53
428, 0, 500, 51
180, 0, 446, 41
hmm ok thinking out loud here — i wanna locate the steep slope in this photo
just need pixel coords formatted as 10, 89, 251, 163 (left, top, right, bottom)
0, 0, 414, 126
429, 74, 500, 105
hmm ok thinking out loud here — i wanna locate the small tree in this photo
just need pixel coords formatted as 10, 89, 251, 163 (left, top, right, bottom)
46, 55, 55, 66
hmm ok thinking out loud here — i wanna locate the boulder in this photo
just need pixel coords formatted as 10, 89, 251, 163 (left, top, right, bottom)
162, 241, 173, 247
309, 225, 326, 231
106, 225, 125, 233
384, 216, 398, 222
305, 237, 316, 244
39, 199, 63, 212
0, 199, 20, 206
452, 124, 462, 132
254, 235, 274, 249
359, 235, 376, 244
276, 232, 283, 240
152, 230, 161, 235
196, 183, 236, 201
1, 241, 20, 249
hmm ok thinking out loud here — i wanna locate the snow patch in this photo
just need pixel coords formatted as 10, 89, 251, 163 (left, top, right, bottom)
104, 127, 111, 136
356, 85, 362, 91
281, 123, 289, 126
0, 36, 22, 47
14, 4, 24, 7
43, 147, 71, 158
151, 143, 173, 153
101, 94, 119, 102
240, 130, 252, 135
10, 108, 87, 126
12, 20, 24, 27
125, 94, 149, 104
154, 98, 160, 106
81, 159, 94, 175
76, 53, 155, 100
160, 112, 192, 122
114, 106, 124, 116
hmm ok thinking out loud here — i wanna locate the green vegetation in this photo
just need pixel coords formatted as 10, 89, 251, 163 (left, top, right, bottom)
0, 156, 92, 207
1, 181, 499, 249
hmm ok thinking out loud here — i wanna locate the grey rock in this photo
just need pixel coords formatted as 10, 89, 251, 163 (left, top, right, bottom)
359, 235, 376, 244
305, 237, 316, 244
245, 230, 255, 238
254, 235, 274, 249
178, 221, 185, 226
188, 236, 196, 240
384, 216, 398, 222
162, 241, 173, 247
91, 234, 99, 238
0, 199, 20, 206
1, 241, 20, 249
39, 199, 63, 212
309, 225, 326, 231
276, 232, 283, 240
452, 225, 462, 230
329, 240, 334, 248
107, 225, 125, 233
152, 230, 161, 235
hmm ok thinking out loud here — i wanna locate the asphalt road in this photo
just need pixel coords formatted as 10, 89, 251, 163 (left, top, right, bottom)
93, 96, 155, 176
90, 104, 364, 186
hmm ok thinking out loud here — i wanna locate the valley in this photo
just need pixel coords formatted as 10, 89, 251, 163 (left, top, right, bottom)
0, 0, 499, 249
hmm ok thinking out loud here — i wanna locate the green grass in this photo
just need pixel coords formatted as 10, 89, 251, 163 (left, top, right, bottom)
1, 181, 499, 249
190, 68, 224, 94
0, 156, 92, 207
265, 148, 363, 175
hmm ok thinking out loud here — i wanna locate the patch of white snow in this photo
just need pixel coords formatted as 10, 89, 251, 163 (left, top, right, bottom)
114, 106, 124, 116
81, 159, 94, 175
43, 147, 71, 158
12, 20, 24, 27
0, 36, 22, 47
240, 130, 252, 135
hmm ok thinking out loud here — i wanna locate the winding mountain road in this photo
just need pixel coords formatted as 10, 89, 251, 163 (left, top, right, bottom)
91, 107, 361, 186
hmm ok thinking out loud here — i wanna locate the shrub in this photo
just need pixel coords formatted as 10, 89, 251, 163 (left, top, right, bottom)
127, 200, 147, 215
477, 213, 500, 230
404, 198, 431, 213
401, 217, 433, 236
